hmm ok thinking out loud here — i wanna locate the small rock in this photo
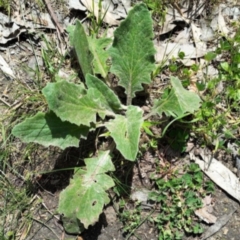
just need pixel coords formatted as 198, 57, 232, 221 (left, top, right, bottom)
131, 188, 150, 203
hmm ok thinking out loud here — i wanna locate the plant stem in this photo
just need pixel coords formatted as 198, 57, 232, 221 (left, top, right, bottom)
161, 113, 190, 137
126, 86, 132, 105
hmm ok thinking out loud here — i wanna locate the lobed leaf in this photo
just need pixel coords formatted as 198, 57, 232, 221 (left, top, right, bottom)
58, 151, 115, 229
152, 77, 202, 117
109, 3, 155, 105
105, 105, 143, 161
42, 79, 119, 126
12, 112, 89, 149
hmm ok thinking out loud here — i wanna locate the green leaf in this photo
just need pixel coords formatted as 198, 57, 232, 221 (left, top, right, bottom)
73, 20, 93, 77
12, 112, 89, 149
66, 25, 75, 46
220, 62, 230, 72
88, 36, 112, 77
105, 106, 143, 161
61, 215, 84, 234
43, 80, 118, 126
86, 74, 122, 113
109, 3, 155, 105
152, 76, 201, 117
58, 151, 115, 229
193, 224, 203, 234
204, 52, 217, 61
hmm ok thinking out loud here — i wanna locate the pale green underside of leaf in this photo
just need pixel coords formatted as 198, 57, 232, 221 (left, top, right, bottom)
109, 3, 155, 102
12, 112, 89, 149
42, 79, 120, 126
73, 20, 93, 77
105, 105, 143, 161
58, 151, 115, 229
66, 25, 75, 46
86, 74, 122, 113
88, 36, 112, 77
152, 76, 202, 117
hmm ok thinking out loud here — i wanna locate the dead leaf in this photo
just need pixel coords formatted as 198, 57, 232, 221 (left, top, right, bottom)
218, 5, 229, 35
80, 0, 131, 25
69, 0, 86, 11
174, 28, 190, 44
0, 54, 15, 78
191, 22, 207, 55
158, 13, 177, 35
195, 207, 217, 224
223, 6, 240, 20
203, 195, 213, 206
0, 8, 56, 45
81, 0, 119, 25
200, 19, 216, 42
190, 150, 240, 202
200, 209, 236, 240
155, 42, 207, 64
195, 195, 217, 224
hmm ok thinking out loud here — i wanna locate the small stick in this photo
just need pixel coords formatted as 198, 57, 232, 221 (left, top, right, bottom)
0, 97, 11, 107
43, 0, 64, 35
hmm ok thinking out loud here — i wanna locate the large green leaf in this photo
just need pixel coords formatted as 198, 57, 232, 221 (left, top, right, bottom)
12, 112, 89, 149
88, 36, 112, 77
86, 74, 122, 114
58, 151, 115, 229
109, 3, 155, 105
69, 24, 111, 78
152, 76, 202, 117
42, 80, 118, 126
73, 20, 93, 77
105, 106, 143, 161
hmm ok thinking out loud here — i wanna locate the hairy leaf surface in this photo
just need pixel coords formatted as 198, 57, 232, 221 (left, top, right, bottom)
105, 105, 143, 161
66, 25, 75, 46
86, 74, 122, 114
73, 20, 93, 77
109, 3, 155, 104
152, 77, 201, 117
12, 112, 89, 149
43, 80, 118, 126
58, 151, 115, 228
88, 36, 112, 77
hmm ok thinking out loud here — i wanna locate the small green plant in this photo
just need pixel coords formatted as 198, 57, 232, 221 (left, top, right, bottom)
193, 30, 240, 149
119, 200, 142, 234
0, 172, 33, 240
41, 34, 67, 82
149, 163, 213, 239
87, 0, 109, 35
12, 3, 201, 233
0, 0, 11, 13
143, 0, 167, 24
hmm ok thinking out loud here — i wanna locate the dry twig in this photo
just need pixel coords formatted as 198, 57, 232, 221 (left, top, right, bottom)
43, 0, 65, 36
